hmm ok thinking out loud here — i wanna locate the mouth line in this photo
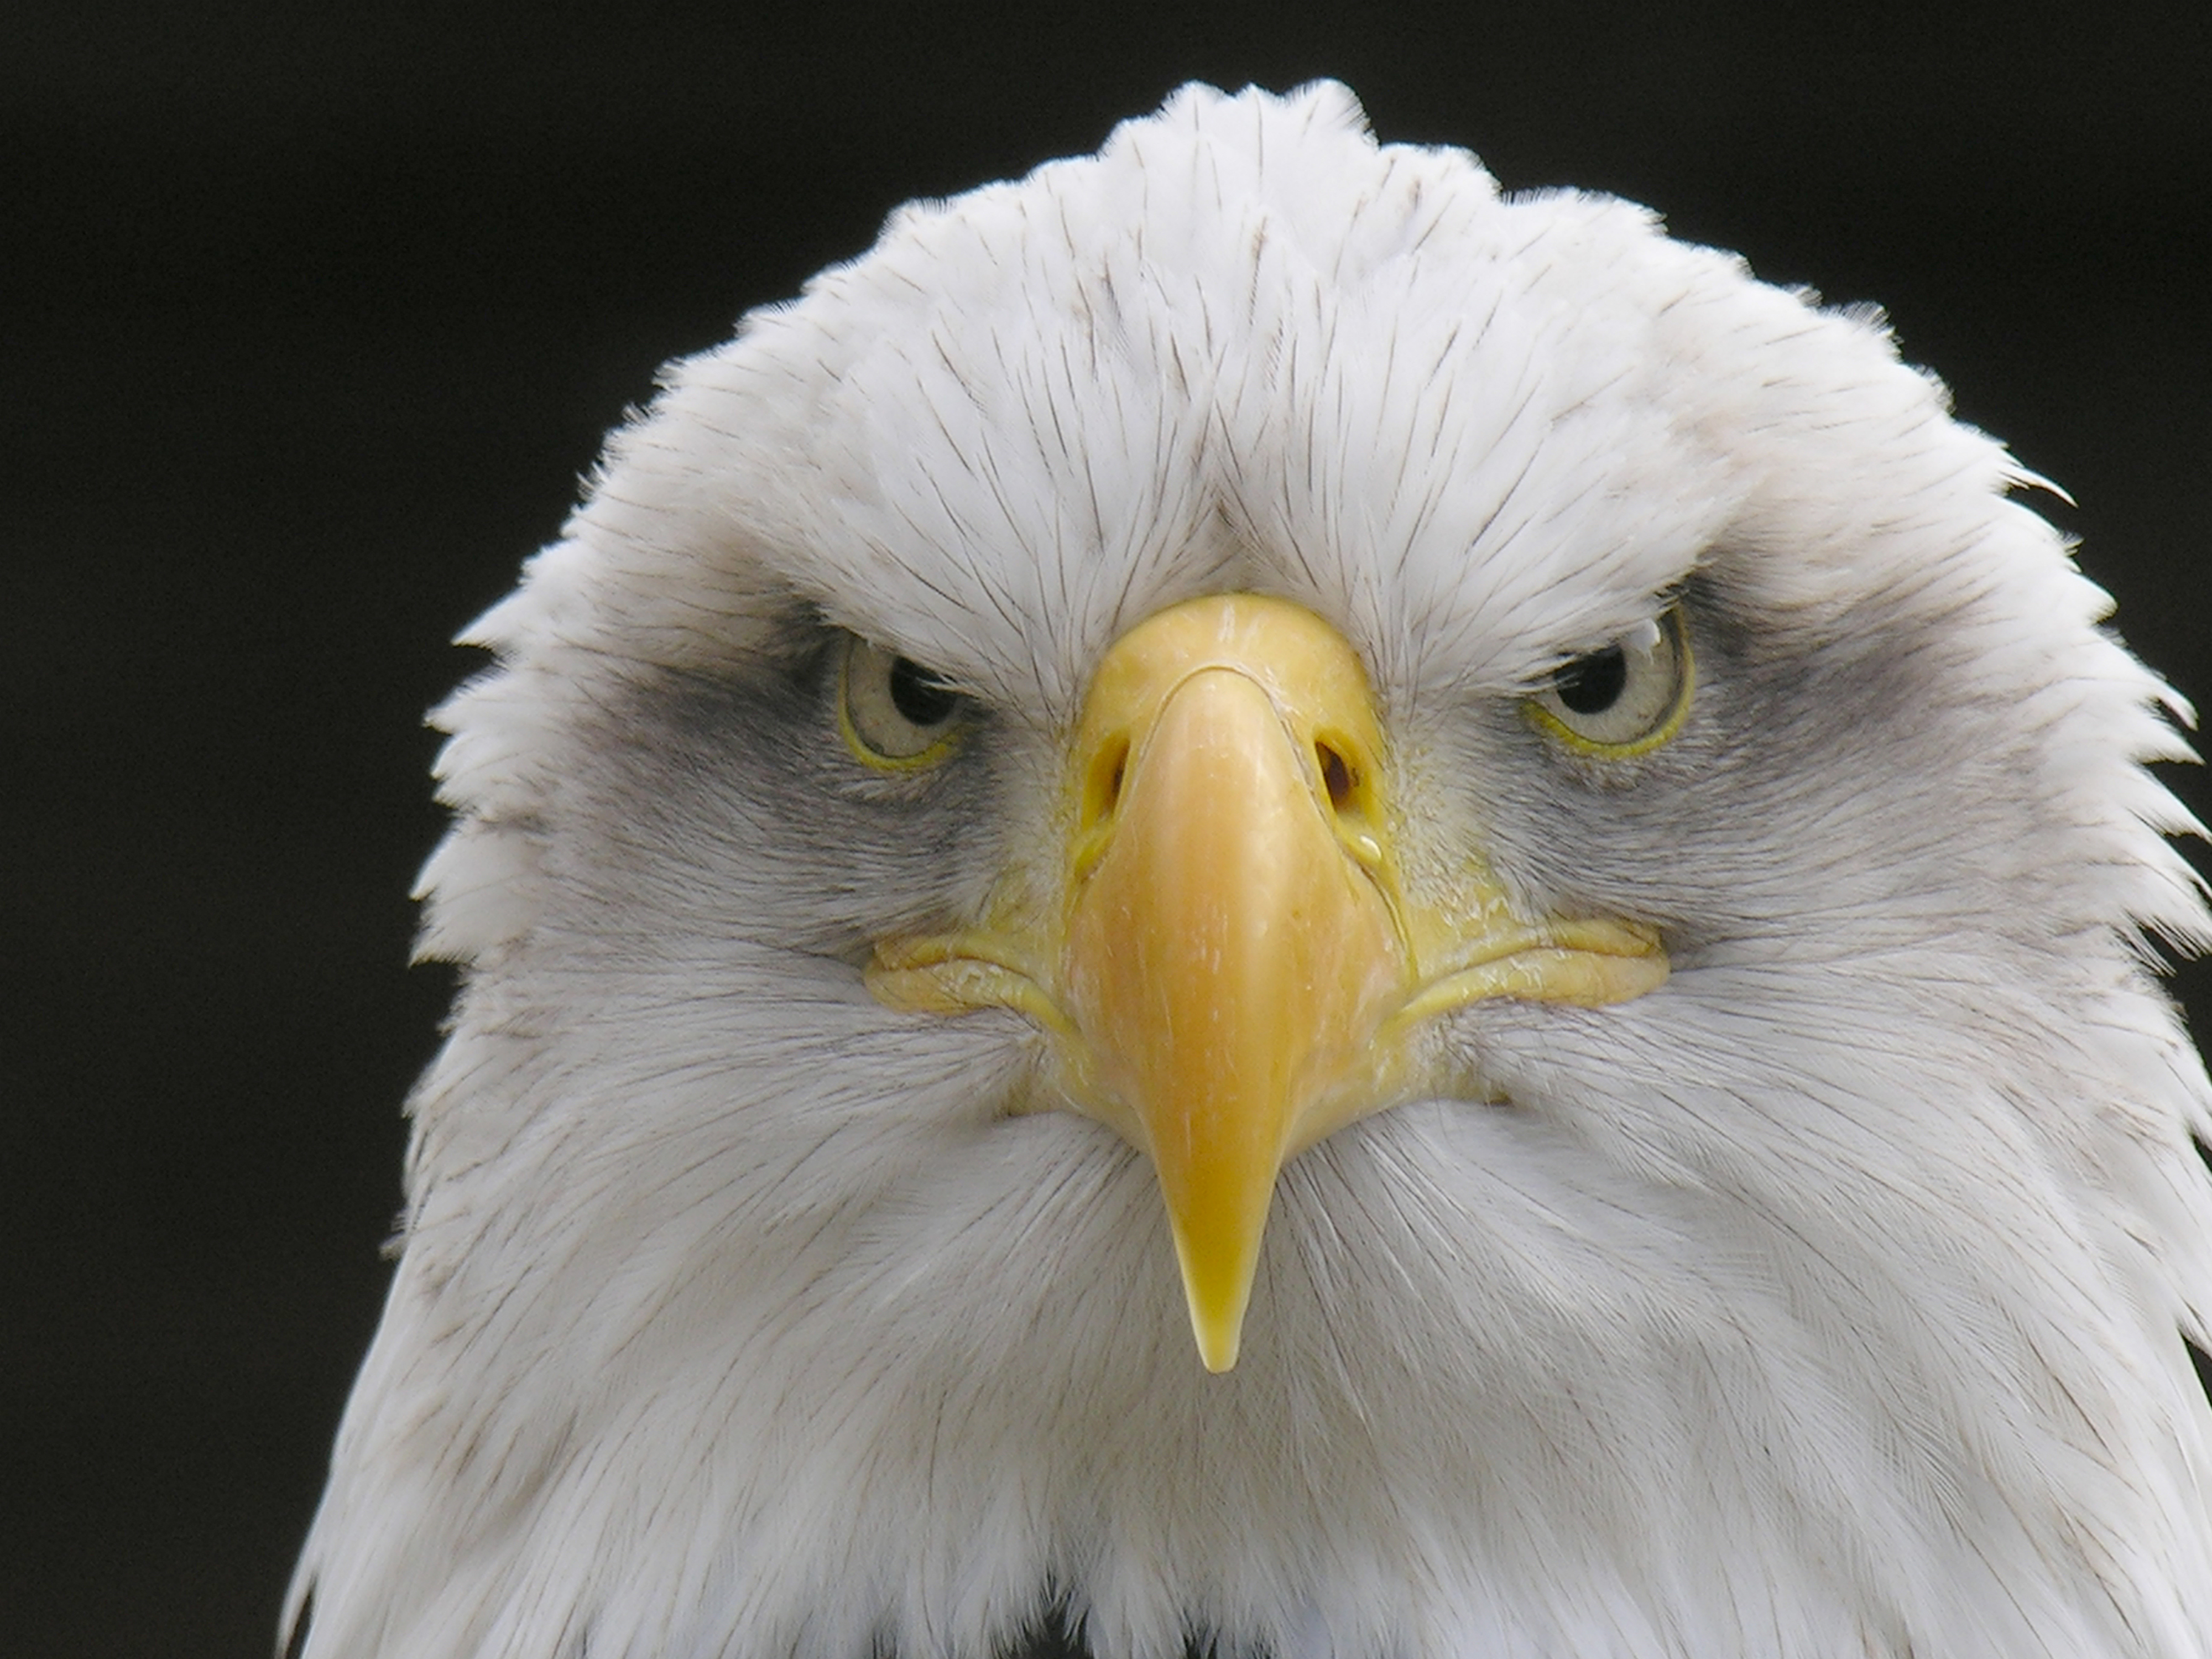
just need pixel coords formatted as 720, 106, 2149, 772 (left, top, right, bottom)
867, 917, 1666, 1041
865, 931, 1076, 1037
1384, 917, 1668, 1035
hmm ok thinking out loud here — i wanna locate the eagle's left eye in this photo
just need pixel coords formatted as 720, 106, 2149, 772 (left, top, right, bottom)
1526, 608, 1693, 756
838, 636, 971, 769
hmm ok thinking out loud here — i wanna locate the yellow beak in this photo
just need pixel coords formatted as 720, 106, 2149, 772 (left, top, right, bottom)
868, 594, 1667, 1372
1059, 598, 1408, 1369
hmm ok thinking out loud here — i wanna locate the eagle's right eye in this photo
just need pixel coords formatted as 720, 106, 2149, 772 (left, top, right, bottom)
838, 636, 969, 769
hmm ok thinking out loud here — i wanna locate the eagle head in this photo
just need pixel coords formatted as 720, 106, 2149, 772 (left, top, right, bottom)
289, 82, 2212, 1659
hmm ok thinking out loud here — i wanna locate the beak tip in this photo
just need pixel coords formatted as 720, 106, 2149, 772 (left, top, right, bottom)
1173, 1226, 1260, 1375
1183, 1269, 1252, 1372
1194, 1319, 1243, 1374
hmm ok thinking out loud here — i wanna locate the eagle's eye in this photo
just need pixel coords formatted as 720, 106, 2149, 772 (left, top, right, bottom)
1526, 607, 1693, 757
838, 635, 970, 768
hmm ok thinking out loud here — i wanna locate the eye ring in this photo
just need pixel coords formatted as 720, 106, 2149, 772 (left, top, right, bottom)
838, 636, 969, 770
1524, 607, 1694, 758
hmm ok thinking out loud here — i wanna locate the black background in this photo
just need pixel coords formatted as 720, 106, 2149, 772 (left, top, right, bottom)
8, 4, 2210, 1655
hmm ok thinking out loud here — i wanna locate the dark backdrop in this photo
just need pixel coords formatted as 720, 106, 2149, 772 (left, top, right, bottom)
8, 4, 2209, 1655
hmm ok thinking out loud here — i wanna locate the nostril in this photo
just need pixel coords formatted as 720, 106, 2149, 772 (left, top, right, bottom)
1316, 740, 1356, 814
1088, 735, 1130, 826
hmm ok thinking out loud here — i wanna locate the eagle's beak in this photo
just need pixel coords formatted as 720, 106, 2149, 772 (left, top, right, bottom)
1056, 597, 1408, 1370
868, 594, 1667, 1373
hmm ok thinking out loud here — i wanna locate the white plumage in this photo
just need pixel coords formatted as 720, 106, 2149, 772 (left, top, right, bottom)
289, 83, 2212, 1659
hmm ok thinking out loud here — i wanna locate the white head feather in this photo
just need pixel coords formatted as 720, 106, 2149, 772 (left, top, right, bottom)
289, 82, 2212, 1659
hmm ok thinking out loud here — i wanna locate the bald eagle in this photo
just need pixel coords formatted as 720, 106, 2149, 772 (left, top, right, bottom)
286, 83, 2212, 1659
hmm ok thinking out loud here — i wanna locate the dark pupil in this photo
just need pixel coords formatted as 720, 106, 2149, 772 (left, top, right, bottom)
888, 658, 960, 726
1555, 646, 1627, 714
